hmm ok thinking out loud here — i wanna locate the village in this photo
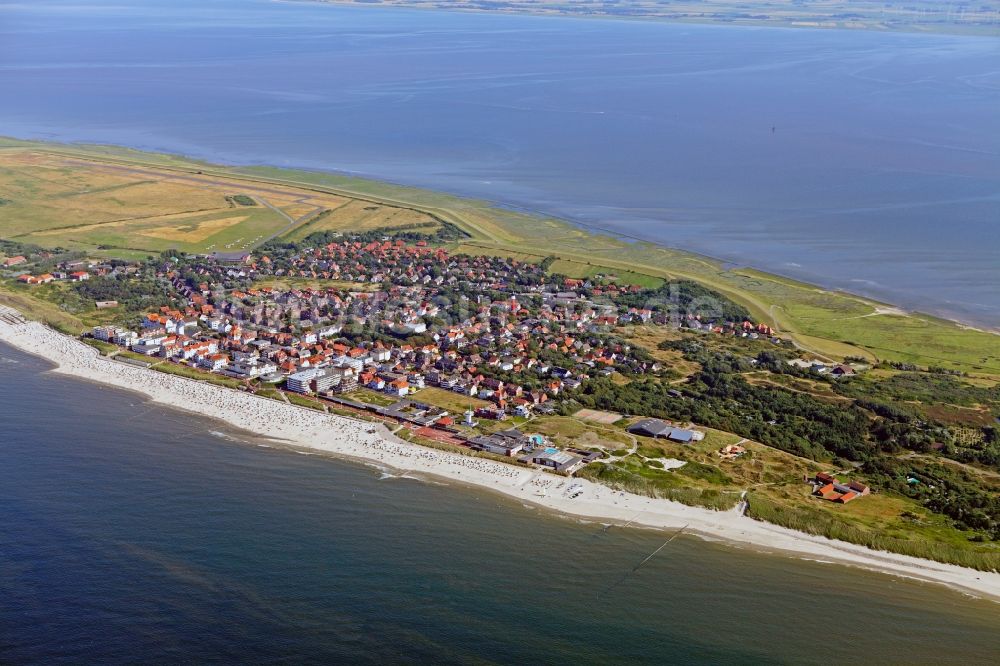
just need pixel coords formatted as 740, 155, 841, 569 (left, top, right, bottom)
1, 233, 803, 478
4, 233, 878, 510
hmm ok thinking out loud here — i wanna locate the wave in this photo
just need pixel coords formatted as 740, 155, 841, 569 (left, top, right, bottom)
209, 430, 255, 445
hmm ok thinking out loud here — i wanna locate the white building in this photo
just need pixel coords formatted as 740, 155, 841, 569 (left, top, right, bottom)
332, 355, 364, 372
286, 368, 318, 394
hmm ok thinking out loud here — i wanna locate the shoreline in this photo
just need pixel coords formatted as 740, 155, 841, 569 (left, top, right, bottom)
1, 307, 998, 603
287, 0, 1000, 38
3, 134, 998, 333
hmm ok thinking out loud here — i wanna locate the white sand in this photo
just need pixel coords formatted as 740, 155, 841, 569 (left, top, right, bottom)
1, 309, 998, 602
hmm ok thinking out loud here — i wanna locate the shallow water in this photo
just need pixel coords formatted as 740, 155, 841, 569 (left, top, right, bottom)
2, 343, 999, 663
1, 0, 998, 325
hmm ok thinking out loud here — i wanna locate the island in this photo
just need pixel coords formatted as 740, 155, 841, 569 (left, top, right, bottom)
303, 0, 1000, 36
0, 137, 998, 597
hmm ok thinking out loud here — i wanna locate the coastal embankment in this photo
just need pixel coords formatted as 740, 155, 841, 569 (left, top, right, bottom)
1, 306, 998, 602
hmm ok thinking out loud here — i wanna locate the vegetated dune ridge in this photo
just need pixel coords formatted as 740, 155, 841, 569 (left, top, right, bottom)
1, 308, 997, 603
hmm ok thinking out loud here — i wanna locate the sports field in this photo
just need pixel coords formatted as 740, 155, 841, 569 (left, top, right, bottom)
574, 408, 623, 425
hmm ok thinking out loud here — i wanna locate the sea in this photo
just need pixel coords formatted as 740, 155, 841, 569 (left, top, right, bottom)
2, 344, 1000, 663
0, 0, 998, 327
2, 2, 1000, 661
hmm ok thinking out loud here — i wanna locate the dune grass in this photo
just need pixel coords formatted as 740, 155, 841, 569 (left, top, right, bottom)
80, 338, 118, 356
577, 460, 741, 511
746, 492, 1000, 572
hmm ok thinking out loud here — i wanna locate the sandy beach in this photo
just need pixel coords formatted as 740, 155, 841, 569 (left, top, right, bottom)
1, 307, 998, 603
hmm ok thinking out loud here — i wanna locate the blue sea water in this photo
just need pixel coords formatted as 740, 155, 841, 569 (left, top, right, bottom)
2, 343, 1000, 663
0, 0, 998, 325
1, 4, 999, 661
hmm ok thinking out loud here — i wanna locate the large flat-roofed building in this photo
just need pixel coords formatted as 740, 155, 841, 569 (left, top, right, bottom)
531, 449, 585, 474
333, 355, 364, 372
313, 369, 340, 394
666, 428, 695, 444
286, 368, 318, 394
334, 374, 358, 394
628, 418, 698, 443
469, 430, 527, 457
628, 418, 672, 438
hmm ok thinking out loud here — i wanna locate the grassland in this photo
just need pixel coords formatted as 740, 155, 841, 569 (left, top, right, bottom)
545, 259, 665, 290
412, 387, 489, 414
0, 147, 439, 257
1, 137, 997, 376
0, 284, 89, 334
0, 277, 127, 334
617, 325, 701, 379
746, 490, 1000, 571
530, 415, 635, 450
743, 371, 852, 404
80, 337, 118, 355
146, 360, 247, 389
575, 424, 815, 511
283, 199, 441, 241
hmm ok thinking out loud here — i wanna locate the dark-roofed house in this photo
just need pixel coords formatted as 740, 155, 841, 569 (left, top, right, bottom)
469, 429, 528, 457
627, 418, 673, 439
628, 419, 697, 444
666, 428, 695, 444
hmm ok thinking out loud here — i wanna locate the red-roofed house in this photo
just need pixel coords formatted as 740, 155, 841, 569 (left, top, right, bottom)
388, 378, 409, 396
